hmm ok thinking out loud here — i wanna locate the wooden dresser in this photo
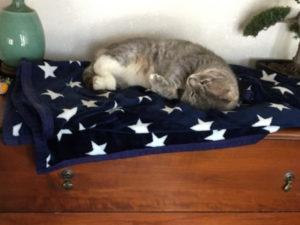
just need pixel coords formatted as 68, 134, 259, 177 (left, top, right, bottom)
0, 95, 300, 225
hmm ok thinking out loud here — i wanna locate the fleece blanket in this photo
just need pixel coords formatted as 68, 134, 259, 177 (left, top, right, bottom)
2, 59, 300, 174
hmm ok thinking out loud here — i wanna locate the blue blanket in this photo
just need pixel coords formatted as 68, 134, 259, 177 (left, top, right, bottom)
2, 59, 300, 174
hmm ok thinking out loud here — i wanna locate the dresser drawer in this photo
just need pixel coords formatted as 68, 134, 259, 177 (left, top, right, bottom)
0, 138, 299, 212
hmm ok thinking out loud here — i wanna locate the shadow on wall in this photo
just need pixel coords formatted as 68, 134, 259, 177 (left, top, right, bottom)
85, 15, 205, 59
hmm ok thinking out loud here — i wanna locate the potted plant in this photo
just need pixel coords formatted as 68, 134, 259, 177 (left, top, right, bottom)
243, 0, 300, 77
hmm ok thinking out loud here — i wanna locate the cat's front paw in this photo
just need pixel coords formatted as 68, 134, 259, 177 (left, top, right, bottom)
149, 73, 168, 86
149, 74, 178, 99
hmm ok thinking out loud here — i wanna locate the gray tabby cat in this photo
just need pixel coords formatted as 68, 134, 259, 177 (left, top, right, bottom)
82, 38, 239, 111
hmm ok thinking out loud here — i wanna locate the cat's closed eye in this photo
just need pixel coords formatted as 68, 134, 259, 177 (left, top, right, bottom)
200, 79, 211, 85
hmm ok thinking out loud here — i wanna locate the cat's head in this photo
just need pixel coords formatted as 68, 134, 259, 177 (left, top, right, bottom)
181, 69, 239, 111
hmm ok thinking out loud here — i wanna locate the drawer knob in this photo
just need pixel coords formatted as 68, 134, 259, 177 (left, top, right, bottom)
61, 169, 74, 190
283, 172, 295, 192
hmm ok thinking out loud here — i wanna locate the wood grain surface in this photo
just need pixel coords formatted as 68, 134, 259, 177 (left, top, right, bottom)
0, 138, 299, 212
1, 212, 300, 225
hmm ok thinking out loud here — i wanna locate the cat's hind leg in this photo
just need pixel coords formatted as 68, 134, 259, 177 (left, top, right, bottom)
149, 74, 178, 99
92, 55, 118, 91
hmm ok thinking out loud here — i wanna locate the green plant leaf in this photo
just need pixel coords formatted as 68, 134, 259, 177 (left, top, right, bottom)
243, 7, 291, 37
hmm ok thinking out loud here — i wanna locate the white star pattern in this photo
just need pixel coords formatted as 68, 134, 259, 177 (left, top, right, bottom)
46, 154, 51, 168
138, 95, 152, 103
69, 60, 81, 66
12, 123, 22, 136
98, 92, 111, 98
205, 129, 226, 141
81, 99, 98, 108
42, 89, 64, 100
79, 123, 86, 131
128, 118, 152, 134
146, 133, 168, 147
269, 103, 290, 111
67, 80, 82, 88
90, 124, 97, 129
252, 115, 273, 127
57, 107, 78, 121
263, 126, 280, 133
272, 86, 294, 95
79, 123, 96, 130
57, 129, 72, 141
162, 106, 183, 114
190, 119, 213, 131
38, 62, 57, 79
105, 101, 124, 114
8, 59, 300, 173
86, 141, 107, 156
222, 110, 235, 114
260, 70, 279, 85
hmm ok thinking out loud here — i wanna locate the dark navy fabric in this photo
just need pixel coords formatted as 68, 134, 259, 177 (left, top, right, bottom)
2, 59, 300, 174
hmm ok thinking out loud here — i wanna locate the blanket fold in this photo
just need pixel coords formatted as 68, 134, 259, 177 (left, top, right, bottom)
2, 59, 300, 174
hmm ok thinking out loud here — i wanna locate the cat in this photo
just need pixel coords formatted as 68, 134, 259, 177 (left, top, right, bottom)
82, 37, 239, 111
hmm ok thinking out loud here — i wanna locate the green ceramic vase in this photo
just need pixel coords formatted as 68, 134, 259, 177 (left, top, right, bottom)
0, 0, 45, 67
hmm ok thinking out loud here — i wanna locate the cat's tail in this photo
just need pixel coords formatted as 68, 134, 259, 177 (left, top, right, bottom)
82, 63, 95, 90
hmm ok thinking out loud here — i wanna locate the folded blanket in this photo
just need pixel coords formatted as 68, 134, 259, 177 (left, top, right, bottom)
2, 59, 300, 174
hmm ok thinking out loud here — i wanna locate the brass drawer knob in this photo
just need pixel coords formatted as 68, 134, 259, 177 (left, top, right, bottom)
283, 172, 295, 192
61, 169, 74, 190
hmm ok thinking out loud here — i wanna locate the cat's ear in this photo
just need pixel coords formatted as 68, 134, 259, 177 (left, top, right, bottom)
186, 74, 213, 88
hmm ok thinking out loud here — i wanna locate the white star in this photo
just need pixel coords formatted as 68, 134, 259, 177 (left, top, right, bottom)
269, 103, 290, 111
12, 122, 22, 136
86, 141, 107, 156
78, 123, 96, 130
272, 86, 294, 95
69, 60, 81, 66
138, 95, 152, 103
57, 107, 78, 121
46, 154, 51, 168
38, 62, 57, 79
252, 115, 273, 127
81, 99, 98, 108
222, 110, 235, 114
42, 89, 64, 100
190, 119, 213, 131
66, 80, 82, 88
261, 70, 279, 85
146, 133, 168, 147
105, 101, 124, 114
263, 126, 280, 133
205, 129, 226, 141
98, 92, 111, 98
297, 81, 300, 86
57, 129, 72, 141
90, 124, 97, 129
161, 106, 183, 114
128, 118, 152, 134
79, 123, 86, 131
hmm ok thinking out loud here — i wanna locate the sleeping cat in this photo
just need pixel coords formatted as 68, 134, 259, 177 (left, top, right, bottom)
82, 38, 239, 111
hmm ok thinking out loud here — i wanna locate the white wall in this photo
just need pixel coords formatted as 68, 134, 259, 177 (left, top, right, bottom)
1, 0, 299, 66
